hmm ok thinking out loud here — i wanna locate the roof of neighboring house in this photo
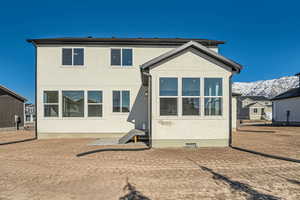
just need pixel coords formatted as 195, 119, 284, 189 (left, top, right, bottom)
272, 87, 300, 101
26, 37, 225, 46
246, 102, 268, 108
232, 92, 242, 96
140, 41, 243, 73
0, 85, 27, 102
239, 96, 270, 101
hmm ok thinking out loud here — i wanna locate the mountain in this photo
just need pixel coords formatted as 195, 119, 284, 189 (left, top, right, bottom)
233, 76, 299, 99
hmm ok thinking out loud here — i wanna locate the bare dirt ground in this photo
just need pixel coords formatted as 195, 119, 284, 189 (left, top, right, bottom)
0, 126, 300, 200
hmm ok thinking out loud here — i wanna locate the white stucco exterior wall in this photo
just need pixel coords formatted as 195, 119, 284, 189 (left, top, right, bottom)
149, 48, 233, 147
273, 97, 300, 123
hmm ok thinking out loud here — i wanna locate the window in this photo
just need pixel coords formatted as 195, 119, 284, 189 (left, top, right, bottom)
113, 90, 130, 112
62, 91, 84, 117
44, 91, 59, 117
88, 91, 103, 117
261, 108, 265, 114
254, 108, 258, 113
182, 78, 200, 115
62, 48, 84, 66
111, 48, 133, 66
160, 78, 178, 116
204, 78, 222, 116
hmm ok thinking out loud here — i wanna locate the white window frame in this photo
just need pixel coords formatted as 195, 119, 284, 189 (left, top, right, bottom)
110, 48, 133, 67
87, 90, 103, 118
204, 78, 223, 116
62, 48, 85, 66
62, 90, 85, 118
159, 77, 179, 116
112, 90, 130, 113
182, 78, 201, 116
43, 90, 59, 118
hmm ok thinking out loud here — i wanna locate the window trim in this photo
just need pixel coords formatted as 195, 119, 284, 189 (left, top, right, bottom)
87, 90, 103, 118
61, 47, 85, 67
43, 90, 59, 118
110, 48, 133, 67
182, 78, 201, 116
158, 76, 224, 119
204, 77, 223, 116
159, 77, 179, 116
62, 90, 85, 118
112, 90, 130, 113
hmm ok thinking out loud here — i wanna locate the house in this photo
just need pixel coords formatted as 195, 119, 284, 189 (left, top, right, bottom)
272, 73, 300, 125
237, 96, 272, 120
0, 85, 27, 130
25, 103, 35, 122
27, 37, 243, 147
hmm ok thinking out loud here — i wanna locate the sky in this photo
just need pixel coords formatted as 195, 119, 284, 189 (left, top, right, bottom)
0, 0, 300, 103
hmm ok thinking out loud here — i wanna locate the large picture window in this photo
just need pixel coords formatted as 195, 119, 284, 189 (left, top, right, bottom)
204, 78, 223, 116
111, 48, 133, 66
43, 91, 59, 117
62, 91, 84, 117
62, 48, 84, 66
113, 90, 130, 113
159, 78, 178, 116
88, 91, 103, 117
182, 78, 200, 115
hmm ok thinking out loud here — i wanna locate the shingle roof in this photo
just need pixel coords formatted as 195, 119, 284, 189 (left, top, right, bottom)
0, 85, 27, 102
140, 41, 243, 73
239, 96, 270, 101
272, 88, 300, 101
27, 37, 224, 46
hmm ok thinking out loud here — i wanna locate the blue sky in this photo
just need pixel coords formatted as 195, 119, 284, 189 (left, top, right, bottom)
1, 0, 299, 103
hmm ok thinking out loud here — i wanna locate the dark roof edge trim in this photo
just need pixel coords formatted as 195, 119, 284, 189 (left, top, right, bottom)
140, 41, 243, 73
0, 85, 27, 101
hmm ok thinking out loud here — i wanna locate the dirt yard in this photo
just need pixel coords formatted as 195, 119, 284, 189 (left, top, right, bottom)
1, 125, 300, 200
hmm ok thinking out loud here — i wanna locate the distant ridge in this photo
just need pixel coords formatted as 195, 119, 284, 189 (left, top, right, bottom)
233, 76, 299, 98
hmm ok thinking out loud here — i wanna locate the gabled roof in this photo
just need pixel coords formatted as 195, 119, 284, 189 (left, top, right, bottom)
0, 85, 27, 102
140, 41, 243, 73
272, 88, 300, 101
246, 102, 267, 108
27, 37, 224, 46
239, 96, 270, 101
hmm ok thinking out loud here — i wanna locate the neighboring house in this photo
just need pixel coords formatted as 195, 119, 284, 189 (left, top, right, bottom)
237, 96, 272, 120
27, 37, 243, 147
0, 85, 27, 129
272, 73, 300, 125
25, 103, 35, 122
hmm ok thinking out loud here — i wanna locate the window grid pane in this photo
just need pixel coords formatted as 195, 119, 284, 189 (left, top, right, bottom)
182, 98, 200, 116
159, 78, 178, 96
122, 49, 133, 66
88, 91, 102, 103
160, 98, 178, 116
62, 48, 72, 65
204, 97, 222, 116
121, 91, 130, 112
44, 91, 58, 103
182, 78, 200, 96
73, 48, 84, 65
204, 78, 222, 96
113, 91, 121, 112
111, 49, 121, 66
88, 105, 103, 117
62, 91, 84, 117
44, 105, 59, 117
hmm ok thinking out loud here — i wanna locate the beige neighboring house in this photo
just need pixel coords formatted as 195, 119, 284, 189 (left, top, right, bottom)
27, 37, 243, 148
238, 96, 272, 120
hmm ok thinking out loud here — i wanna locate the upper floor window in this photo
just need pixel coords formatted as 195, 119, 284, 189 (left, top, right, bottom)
62, 48, 84, 66
204, 78, 223, 116
111, 49, 133, 66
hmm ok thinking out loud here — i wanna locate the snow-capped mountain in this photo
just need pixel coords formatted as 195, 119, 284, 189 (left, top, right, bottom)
233, 76, 299, 98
